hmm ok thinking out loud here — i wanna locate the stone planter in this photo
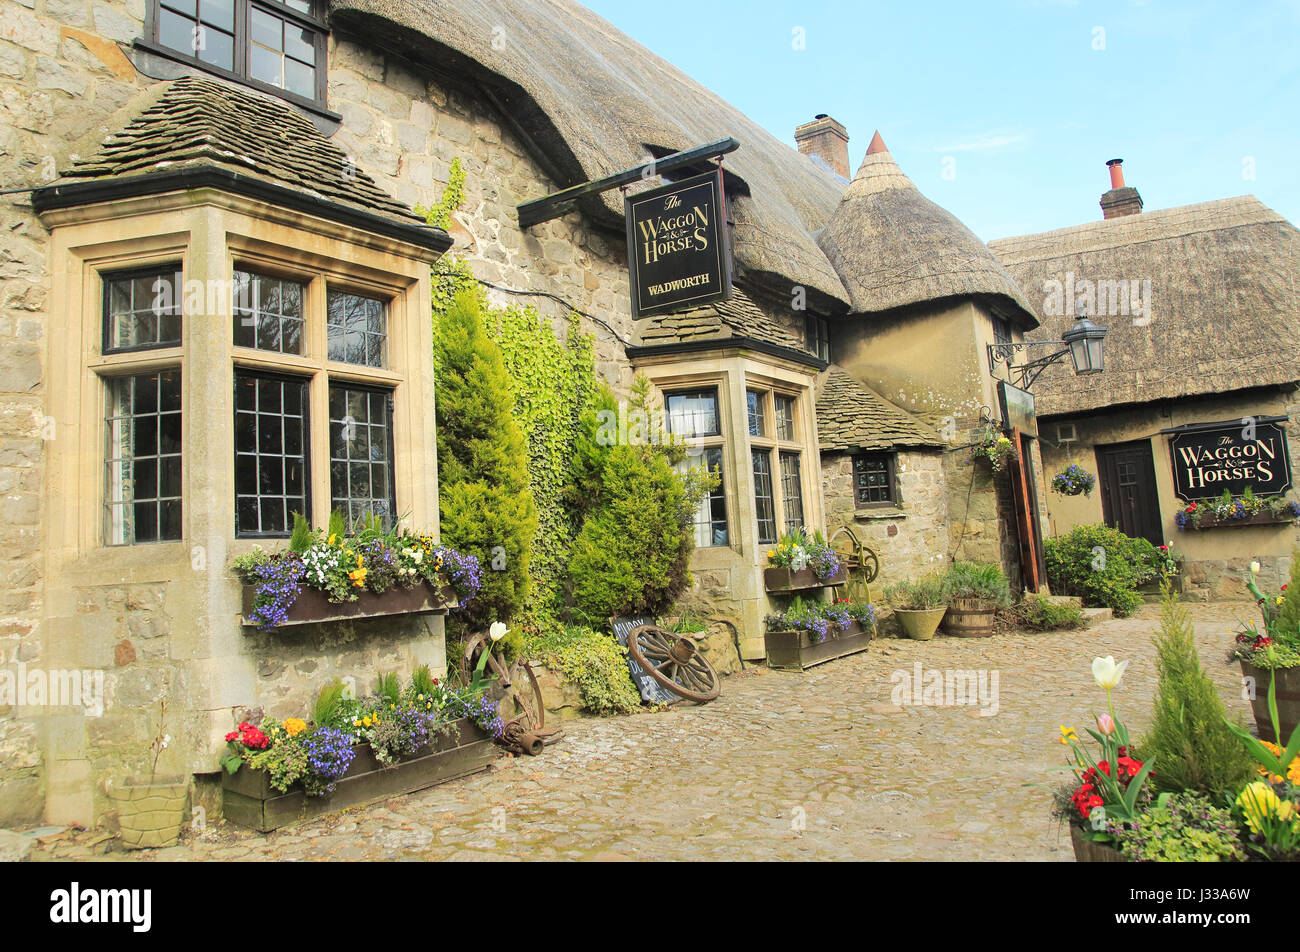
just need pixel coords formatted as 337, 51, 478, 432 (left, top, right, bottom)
763, 565, 847, 593
1069, 825, 1126, 863
110, 780, 189, 850
895, 608, 947, 641
943, 598, 996, 638
221, 716, 498, 832
240, 580, 457, 628
1239, 661, 1300, 743
765, 621, 872, 671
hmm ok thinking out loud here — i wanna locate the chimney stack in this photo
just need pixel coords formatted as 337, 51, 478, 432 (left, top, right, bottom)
795, 115, 850, 181
1100, 158, 1143, 219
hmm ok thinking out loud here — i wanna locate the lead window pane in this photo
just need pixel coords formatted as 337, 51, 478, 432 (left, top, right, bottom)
104, 267, 183, 352
329, 383, 395, 530
780, 452, 804, 534
678, 447, 728, 548
746, 390, 766, 438
233, 270, 306, 355
665, 390, 720, 440
752, 449, 777, 546
105, 370, 183, 545
854, 453, 895, 506
774, 394, 796, 441
327, 289, 388, 369
235, 371, 309, 537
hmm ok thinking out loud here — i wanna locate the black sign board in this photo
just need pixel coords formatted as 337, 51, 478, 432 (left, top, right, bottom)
609, 615, 679, 705
625, 169, 732, 318
1167, 419, 1293, 501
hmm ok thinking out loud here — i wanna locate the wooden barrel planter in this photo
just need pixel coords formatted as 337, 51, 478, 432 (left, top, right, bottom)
221, 716, 498, 832
1239, 661, 1300, 743
763, 565, 848, 593
943, 598, 996, 638
240, 580, 457, 628
1069, 825, 1126, 862
765, 622, 871, 671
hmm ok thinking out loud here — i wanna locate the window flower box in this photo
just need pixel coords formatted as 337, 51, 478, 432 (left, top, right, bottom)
239, 579, 457, 628
765, 621, 871, 670
1179, 511, 1298, 531
763, 565, 847, 593
221, 716, 497, 832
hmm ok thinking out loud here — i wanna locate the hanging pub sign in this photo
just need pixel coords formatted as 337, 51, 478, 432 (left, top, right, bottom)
1165, 418, 1293, 501
625, 169, 733, 319
998, 381, 1038, 439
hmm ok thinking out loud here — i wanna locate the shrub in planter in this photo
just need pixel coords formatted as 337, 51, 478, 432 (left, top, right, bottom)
523, 624, 642, 716
941, 561, 1011, 606
1043, 524, 1156, 617
765, 529, 844, 586
1105, 793, 1244, 862
1014, 594, 1084, 631
885, 575, 947, 640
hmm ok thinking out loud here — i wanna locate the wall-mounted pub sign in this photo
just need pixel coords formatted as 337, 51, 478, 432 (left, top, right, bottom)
625, 169, 732, 319
998, 381, 1038, 439
1165, 418, 1293, 501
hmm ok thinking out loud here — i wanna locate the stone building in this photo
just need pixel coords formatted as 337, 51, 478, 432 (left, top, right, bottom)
991, 163, 1300, 599
0, 0, 1053, 828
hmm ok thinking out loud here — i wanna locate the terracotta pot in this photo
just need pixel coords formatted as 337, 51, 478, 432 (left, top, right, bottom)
943, 597, 996, 638
1070, 825, 1126, 862
1239, 661, 1300, 743
111, 780, 189, 850
895, 608, 947, 641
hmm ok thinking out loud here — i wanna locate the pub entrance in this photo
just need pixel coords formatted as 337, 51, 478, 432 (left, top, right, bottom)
1096, 439, 1163, 546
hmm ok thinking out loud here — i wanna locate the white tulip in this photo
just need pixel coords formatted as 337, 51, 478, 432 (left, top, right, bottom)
1250, 561, 1261, 575
489, 621, 509, 642
1091, 656, 1129, 690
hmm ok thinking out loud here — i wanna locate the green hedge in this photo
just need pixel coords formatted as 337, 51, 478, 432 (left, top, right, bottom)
1043, 524, 1157, 617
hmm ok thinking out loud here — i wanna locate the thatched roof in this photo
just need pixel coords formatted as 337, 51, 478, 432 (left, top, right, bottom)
817, 366, 944, 452
47, 76, 426, 226
990, 195, 1300, 417
328, 0, 851, 309
817, 134, 1037, 324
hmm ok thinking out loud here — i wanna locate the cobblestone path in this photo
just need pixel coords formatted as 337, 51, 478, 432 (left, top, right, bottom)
34, 602, 1258, 862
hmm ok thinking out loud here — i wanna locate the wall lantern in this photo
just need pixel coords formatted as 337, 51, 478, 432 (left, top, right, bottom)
987, 315, 1108, 390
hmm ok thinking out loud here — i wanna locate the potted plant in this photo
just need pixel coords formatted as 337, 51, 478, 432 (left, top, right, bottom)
1175, 489, 1300, 531
232, 512, 481, 630
764, 529, 846, 593
1222, 669, 1300, 861
764, 597, 875, 670
219, 667, 501, 833
1051, 464, 1096, 497
1231, 558, 1300, 742
884, 575, 947, 640
969, 428, 1018, 473
111, 699, 189, 850
940, 561, 1011, 637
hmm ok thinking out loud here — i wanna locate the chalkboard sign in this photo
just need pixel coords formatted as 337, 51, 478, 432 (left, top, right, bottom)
1166, 419, 1292, 502
610, 615, 680, 705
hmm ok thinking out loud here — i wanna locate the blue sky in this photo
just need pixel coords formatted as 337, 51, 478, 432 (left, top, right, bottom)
582, 0, 1300, 240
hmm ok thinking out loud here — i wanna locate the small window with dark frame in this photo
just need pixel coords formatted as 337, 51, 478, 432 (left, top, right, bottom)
233, 269, 305, 355
752, 449, 778, 545
103, 266, 182, 353
105, 370, 183, 545
779, 451, 804, 534
234, 371, 309, 537
665, 389, 721, 440
774, 394, 796, 442
807, 314, 830, 363
327, 289, 389, 369
329, 384, 396, 531
150, 0, 328, 107
853, 453, 896, 507
746, 390, 766, 438
992, 315, 1013, 349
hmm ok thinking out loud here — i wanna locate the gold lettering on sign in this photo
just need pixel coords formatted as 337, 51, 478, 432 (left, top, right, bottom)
637, 199, 712, 266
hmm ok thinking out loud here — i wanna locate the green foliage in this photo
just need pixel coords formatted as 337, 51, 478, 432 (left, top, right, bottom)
410, 665, 437, 699
1141, 584, 1255, 797
375, 671, 402, 707
434, 291, 538, 629
289, 512, 315, 554
312, 678, 346, 727
884, 574, 946, 610
1110, 793, 1245, 862
564, 379, 712, 626
1043, 524, 1155, 616
415, 156, 466, 231
664, 609, 710, 634
1276, 548, 1300, 639
941, 561, 1012, 607
245, 721, 308, 794
1017, 594, 1084, 631
523, 625, 641, 716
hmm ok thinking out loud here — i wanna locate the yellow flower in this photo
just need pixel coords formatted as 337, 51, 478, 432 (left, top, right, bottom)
327, 534, 337, 546
1236, 782, 1294, 835
767, 550, 776, 560
283, 717, 307, 737
1059, 726, 1078, 745
1257, 742, 1300, 784
362, 715, 372, 728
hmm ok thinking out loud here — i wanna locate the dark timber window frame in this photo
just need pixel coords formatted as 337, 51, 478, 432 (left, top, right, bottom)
142, 0, 330, 114
807, 313, 830, 363
328, 382, 398, 532
853, 452, 897, 508
102, 264, 184, 355
234, 369, 311, 539
665, 387, 730, 548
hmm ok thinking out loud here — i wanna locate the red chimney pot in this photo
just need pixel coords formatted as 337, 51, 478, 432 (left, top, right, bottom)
1106, 158, 1125, 189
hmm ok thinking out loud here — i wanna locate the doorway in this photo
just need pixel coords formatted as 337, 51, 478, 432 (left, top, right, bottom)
1096, 439, 1163, 545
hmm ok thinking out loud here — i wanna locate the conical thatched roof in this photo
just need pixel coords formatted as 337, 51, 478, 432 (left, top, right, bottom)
816, 367, 943, 452
990, 195, 1300, 417
44, 76, 426, 227
330, 0, 851, 309
817, 133, 1037, 323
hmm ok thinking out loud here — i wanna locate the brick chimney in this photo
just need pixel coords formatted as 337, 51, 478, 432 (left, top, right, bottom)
795, 115, 850, 180
1100, 158, 1143, 219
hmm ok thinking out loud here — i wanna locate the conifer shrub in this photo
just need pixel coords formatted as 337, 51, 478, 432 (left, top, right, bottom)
1139, 582, 1256, 798
434, 290, 537, 630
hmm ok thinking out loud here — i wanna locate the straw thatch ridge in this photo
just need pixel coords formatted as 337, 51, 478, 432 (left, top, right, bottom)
818, 147, 1038, 324
328, 0, 851, 309
990, 195, 1300, 417
58, 76, 423, 224
816, 366, 944, 452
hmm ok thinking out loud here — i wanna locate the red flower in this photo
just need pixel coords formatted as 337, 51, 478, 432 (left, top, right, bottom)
1097, 760, 1111, 776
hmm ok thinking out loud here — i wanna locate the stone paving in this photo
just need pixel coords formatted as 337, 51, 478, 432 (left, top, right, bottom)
30, 602, 1259, 862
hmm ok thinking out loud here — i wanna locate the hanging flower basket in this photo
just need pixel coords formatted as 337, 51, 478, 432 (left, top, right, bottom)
969, 430, 1018, 473
1051, 464, 1096, 497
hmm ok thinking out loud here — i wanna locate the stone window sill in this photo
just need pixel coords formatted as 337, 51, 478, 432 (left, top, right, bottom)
855, 508, 906, 521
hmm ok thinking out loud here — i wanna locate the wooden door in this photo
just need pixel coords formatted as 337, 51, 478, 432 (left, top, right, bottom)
1096, 440, 1163, 546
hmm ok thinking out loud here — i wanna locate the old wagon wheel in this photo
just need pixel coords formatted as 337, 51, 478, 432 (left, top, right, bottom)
626, 624, 720, 704
830, 525, 880, 584
460, 633, 546, 736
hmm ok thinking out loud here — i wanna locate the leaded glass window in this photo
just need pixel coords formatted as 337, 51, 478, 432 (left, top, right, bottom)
103, 266, 182, 353
105, 370, 183, 544
329, 384, 395, 530
752, 449, 777, 545
234, 371, 309, 536
233, 270, 305, 355
327, 289, 388, 369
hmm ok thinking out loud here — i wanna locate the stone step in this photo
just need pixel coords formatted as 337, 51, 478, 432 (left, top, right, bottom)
1080, 607, 1113, 628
